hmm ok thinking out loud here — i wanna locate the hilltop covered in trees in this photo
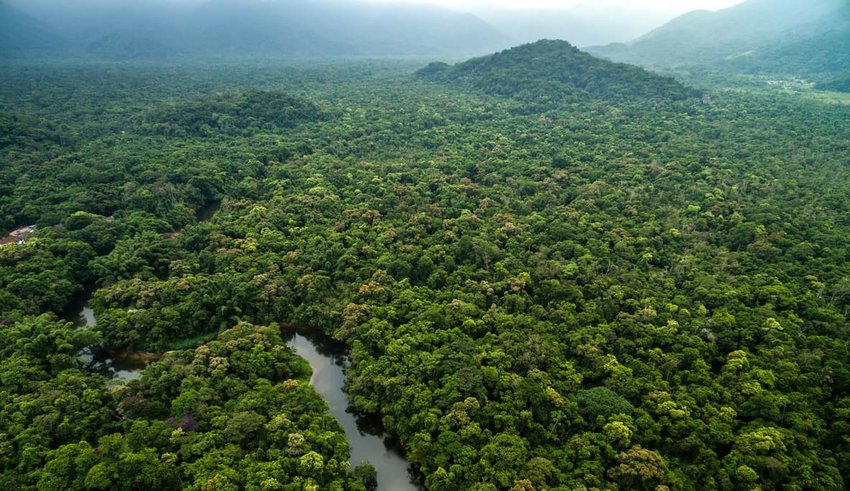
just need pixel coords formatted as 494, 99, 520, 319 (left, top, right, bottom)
418, 40, 699, 105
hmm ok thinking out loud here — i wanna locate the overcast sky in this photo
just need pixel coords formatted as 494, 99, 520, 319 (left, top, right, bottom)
11, 0, 748, 14
376, 0, 749, 44
367, 0, 746, 14
8, 0, 751, 46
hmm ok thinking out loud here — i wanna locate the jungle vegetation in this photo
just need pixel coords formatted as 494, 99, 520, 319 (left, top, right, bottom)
2, 39, 850, 490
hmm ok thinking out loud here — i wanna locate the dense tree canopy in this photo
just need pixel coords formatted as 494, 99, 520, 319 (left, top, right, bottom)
418, 40, 699, 106
1, 53, 850, 489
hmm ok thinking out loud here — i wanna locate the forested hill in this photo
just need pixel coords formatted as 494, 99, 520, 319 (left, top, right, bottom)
588, 0, 850, 81
418, 40, 699, 105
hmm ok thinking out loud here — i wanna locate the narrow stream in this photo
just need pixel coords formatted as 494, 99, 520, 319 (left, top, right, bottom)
283, 327, 423, 491
65, 202, 222, 380
67, 294, 154, 381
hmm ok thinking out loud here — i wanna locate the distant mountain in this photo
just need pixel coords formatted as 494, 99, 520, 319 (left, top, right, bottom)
721, 7, 850, 77
181, 0, 357, 57
588, 0, 849, 79
182, 0, 508, 57
336, 4, 505, 56
0, 3, 67, 59
418, 40, 699, 106
2, 0, 509, 60
479, 4, 675, 48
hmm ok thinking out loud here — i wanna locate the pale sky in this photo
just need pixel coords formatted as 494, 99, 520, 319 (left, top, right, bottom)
367, 0, 746, 14
15, 0, 748, 13
11, 0, 751, 46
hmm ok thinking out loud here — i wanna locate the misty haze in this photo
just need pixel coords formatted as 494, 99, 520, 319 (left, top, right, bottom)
2, 0, 850, 490
2, 0, 759, 59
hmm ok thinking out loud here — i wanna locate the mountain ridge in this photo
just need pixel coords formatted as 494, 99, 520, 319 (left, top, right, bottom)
1, 0, 510, 60
587, 0, 850, 80
0, 3, 69, 59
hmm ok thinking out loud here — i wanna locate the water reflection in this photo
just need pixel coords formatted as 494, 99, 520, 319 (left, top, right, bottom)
64, 284, 96, 329
66, 294, 419, 488
68, 296, 155, 382
92, 350, 160, 381
76, 306, 96, 328
282, 326, 423, 491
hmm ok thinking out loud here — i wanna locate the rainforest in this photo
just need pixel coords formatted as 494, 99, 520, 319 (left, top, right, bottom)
3, 1, 850, 490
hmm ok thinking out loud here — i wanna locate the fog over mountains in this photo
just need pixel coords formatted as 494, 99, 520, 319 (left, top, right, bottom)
2, 0, 847, 84
0, 0, 749, 61
0, 0, 507, 59
588, 0, 850, 79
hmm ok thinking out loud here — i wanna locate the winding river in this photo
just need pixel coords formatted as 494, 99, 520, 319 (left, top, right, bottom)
68, 303, 420, 488
65, 201, 418, 488
66, 200, 224, 380
283, 327, 423, 491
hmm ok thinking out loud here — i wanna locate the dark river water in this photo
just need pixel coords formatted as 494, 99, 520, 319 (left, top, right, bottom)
68, 295, 154, 381
283, 327, 423, 491
66, 202, 223, 379
195, 200, 222, 222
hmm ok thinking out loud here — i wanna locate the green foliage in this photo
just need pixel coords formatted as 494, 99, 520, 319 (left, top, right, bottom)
819, 76, 850, 93
0, 322, 360, 489
352, 462, 377, 490
142, 90, 327, 138
0, 236, 93, 315
2, 57, 850, 490
419, 39, 698, 106
576, 387, 634, 419
90, 231, 174, 285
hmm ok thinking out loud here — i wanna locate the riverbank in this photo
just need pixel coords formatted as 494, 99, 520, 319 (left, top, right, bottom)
283, 326, 423, 491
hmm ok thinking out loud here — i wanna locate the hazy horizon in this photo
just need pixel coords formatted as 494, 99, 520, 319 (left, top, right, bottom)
367, 0, 746, 15
6, 0, 750, 47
